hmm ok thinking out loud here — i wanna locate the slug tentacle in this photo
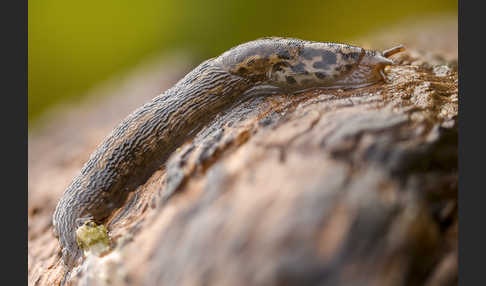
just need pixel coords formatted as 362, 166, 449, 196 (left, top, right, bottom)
52, 37, 404, 274
383, 45, 406, 58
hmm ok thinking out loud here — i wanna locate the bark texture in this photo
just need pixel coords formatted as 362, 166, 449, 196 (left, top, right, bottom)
28, 16, 457, 286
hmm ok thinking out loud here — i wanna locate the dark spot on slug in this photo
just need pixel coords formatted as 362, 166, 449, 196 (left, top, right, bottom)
312, 51, 337, 69
312, 61, 326, 69
315, 72, 327, 79
344, 64, 354, 71
322, 51, 337, 65
250, 74, 266, 83
367, 50, 377, 57
277, 49, 291, 60
343, 52, 361, 61
259, 117, 274, 127
300, 79, 314, 86
272, 62, 289, 73
300, 48, 322, 60
237, 67, 248, 75
290, 63, 308, 74
286, 76, 297, 84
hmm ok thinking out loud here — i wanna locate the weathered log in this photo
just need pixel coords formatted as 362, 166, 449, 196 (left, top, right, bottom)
28, 16, 457, 286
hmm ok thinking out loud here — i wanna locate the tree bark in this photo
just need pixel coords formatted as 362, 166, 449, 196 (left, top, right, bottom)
28, 16, 457, 286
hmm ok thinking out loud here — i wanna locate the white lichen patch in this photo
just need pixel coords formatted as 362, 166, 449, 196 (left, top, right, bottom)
70, 249, 129, 286
66, 228, 133, 286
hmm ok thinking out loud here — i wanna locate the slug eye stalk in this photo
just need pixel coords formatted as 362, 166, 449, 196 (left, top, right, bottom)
382, 45, 405, 58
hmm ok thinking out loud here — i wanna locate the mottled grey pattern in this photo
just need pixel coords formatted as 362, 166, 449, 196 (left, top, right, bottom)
290, 63, 309, 74
311, 50, 337, 69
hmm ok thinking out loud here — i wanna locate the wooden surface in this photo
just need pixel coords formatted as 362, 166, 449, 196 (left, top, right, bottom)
28, 16, 457, 286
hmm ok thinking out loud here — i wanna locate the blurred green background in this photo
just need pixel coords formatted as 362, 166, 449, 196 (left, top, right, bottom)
28, 0, 457, 126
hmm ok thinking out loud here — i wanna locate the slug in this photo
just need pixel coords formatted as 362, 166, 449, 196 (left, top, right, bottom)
52, 37, 404, 270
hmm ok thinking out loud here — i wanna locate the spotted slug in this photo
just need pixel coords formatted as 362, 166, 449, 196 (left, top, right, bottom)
52, 37, 404, 270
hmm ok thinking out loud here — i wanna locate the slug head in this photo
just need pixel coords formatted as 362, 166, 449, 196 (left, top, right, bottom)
331, 45, 404, 88
327, 49, 395, 89
218, 38, 403, 92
